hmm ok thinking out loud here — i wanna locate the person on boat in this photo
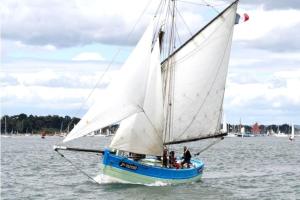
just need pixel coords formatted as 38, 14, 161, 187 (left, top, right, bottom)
169, 151, 180, 169
162, 147, 168, 167
181, 146, 191, 168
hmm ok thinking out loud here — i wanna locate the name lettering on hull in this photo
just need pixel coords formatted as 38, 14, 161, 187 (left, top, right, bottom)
119, 161, 138, 170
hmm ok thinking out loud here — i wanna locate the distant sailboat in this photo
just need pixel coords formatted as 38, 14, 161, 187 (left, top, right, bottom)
240, 126, 245, 137
223, 114, 236, 137
54, 0, 244, 184
289, 124, 295, 141
1, 116, 11, 138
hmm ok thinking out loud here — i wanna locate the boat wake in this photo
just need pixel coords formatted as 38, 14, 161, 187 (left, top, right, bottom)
93, 174, 126, 184
144, 181, 170, 187
93, 174, 170, 186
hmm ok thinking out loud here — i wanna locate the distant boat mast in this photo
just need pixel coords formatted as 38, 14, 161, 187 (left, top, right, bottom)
5, 116, 7, 134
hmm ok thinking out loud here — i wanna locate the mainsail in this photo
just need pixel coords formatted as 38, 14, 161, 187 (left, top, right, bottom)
162, 2, 237, 144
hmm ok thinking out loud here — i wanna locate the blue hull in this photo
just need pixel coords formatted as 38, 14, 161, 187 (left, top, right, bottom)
101, 150, 204, 184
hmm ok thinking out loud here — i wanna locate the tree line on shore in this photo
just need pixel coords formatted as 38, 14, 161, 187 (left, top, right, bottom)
1, 114, 80, 134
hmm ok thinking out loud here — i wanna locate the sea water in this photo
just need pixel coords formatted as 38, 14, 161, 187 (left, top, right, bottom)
1, 136, 299, 199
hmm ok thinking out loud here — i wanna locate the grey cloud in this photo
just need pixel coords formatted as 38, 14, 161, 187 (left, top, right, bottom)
240, 0, 300, 10
248, 23, 300, 52
1, 0, 146, 48
0, 74, 19, 86
269, 78, 287, 89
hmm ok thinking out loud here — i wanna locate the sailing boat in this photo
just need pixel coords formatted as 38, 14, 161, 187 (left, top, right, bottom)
222, 113, 236, 137
289, 124, 295, 141
54, 0, 242, 184
1, 116, 11, 138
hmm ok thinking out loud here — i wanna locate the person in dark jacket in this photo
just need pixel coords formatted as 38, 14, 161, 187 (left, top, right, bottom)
181, 146, 191, 168
162, 147, 168, 167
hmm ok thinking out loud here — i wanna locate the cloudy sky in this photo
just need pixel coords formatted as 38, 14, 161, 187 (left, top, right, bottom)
1, 0, 300, 125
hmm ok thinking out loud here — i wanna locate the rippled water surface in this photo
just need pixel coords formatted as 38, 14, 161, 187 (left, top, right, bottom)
1, 136, 300, 200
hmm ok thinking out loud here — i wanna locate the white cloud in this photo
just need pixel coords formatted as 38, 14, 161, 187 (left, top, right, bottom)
234, 8, 300, 42
224, 68, 300, 124
72, 52, 105, 61
1, 59, 119, 88
0, 58, 122, 116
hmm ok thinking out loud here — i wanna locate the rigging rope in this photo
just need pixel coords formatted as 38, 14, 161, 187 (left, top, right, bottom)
194, 136, 224, 156
176, 0, 226, 14
55, 149, 100, 184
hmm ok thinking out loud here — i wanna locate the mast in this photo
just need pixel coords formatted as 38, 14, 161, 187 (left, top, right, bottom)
163, 0, 177, 144
291, 124, 295, 139
5, 116, 7, 134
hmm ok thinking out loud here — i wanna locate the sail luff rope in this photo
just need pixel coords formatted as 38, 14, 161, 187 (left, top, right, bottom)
63, 0, 153, 134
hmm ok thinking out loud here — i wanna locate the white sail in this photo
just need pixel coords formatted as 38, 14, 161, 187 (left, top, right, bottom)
162, 3, 238, 143
222, 113, 227, 133
291, 124, 295, 139
63, 21, 154, 143
110, 41, 164, 156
